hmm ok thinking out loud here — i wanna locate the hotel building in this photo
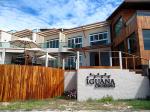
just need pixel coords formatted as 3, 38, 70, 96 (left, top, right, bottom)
0, 0, 149, 74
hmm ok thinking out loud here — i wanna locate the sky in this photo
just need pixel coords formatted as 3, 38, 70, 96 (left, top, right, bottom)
0, 0, 123, 31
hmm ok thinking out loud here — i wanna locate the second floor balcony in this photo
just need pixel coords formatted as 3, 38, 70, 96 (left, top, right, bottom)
0, 42, 18, 48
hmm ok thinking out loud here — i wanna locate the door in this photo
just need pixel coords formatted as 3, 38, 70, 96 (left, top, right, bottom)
90, 52, 99, 66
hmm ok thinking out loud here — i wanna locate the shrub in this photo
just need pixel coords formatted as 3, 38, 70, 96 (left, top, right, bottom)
97, 95, 114, 102
63, 89, 77, 100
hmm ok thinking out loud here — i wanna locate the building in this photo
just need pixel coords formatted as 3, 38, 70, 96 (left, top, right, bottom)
37, 21, 111, 69
0, 0, 150, 73
107, 0, 150, 70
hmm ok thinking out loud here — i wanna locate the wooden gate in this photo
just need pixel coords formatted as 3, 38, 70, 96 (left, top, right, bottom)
0, 65, 64, 102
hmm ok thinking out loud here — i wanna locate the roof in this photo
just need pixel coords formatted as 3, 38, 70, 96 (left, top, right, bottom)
12, 29, 33, 38
37, 21, 109, 37
37, 29, 60, 37
63, 21, 109, 35
107, 0, 150, 20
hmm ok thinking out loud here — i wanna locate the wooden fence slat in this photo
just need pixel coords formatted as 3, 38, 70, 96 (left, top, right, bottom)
0, 65, 64, 102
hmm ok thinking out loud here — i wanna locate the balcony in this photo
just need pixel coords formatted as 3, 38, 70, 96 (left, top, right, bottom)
38, 42, 73, 53
0, 42, 18, 48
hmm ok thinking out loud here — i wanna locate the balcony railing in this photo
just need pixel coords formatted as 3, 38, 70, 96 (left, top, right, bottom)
38, 42, 82, 49
0, 42, 18, 48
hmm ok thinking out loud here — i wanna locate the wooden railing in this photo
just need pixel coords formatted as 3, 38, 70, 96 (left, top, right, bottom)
0, 65, 64, 102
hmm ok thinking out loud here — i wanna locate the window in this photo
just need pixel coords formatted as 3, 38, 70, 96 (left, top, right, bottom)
142, 30, 150, 50
137, 11, 150, 16
49, 57, 58, 67
68, 36, 82, 48
127, 33, 137, 53
114, 17, 124, 36
66, 55, 83, 69
47, 39, 59, 48
89, 32, 108, 46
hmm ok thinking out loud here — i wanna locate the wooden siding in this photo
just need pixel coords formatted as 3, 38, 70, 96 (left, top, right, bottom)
113, 14, 138, 47
110, 9, 136, 42
137, 16, 150, 60
110, 8, 150, 60
0, 65, 64, 102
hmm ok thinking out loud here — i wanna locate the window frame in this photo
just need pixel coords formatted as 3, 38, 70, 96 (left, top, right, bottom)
47, 38, 59, 48
142, 29, 150, 50
89, 32, 108, 46
68, 36, 82, 48
127, 33, 137, 53
114, 17, 124, 37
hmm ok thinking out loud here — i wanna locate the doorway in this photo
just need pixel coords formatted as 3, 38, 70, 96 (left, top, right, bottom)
90, 52, 99, 66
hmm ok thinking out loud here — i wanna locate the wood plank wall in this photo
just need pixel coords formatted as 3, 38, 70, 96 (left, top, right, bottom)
137, 16, 150, 60
0, 65, 64, 102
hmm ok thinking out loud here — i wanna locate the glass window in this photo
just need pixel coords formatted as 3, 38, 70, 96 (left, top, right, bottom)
114, 17, 124, 37
89, 32, 108, 46
47, 39, 59, 48
142, 30, 150, 50
94, 35, 98, 40
99, 34, 103, 40
137, 11, 150, 16
68, 36, 82, 48
46, 41, 49, 48
56, 40, 59, 48
66, 55, 83, 69
127, 33, 137, 53
103, 33, 108, 39
90, 35, 94, 41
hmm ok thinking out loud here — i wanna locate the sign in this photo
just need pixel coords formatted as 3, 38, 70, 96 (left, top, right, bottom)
86, 73, 115, 88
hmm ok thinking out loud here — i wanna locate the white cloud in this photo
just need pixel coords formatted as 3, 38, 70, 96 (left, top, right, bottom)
0, 0, 123, 31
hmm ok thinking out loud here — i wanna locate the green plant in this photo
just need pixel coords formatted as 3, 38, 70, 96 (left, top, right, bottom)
97, 95, 114, 102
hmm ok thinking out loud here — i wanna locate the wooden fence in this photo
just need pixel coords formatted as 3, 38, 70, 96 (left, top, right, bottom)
0, 65, 64, 102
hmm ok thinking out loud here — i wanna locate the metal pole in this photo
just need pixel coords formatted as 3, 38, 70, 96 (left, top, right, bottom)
119, 51, 123, 69
45, 51, 48, 67
76, 51, 80, 70
109, 52, 112, 66
2, 48, 5, 64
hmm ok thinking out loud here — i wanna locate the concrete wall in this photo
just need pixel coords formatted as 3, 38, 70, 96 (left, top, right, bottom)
64, 71, 77, 91
77, 69, 150, 101
0, 31, 12, 42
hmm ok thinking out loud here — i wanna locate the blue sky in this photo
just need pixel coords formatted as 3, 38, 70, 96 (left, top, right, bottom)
0, 0, 123, 31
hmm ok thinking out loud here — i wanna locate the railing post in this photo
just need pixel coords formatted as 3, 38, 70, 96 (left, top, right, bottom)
133, 56, 135, 70
45, 51, 48, 67
62, 58, 65, 70
109, 52, 112, 66
76, 51, 80, 70
119, 51, 123, 69
2, 48, 5, 64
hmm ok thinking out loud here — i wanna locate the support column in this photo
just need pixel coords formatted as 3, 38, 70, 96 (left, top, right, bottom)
45, 51, 48, 67
119, 51, 123, 69
99, 50, 101, 66
76, 51, 80, 70
2, 48, 5, 64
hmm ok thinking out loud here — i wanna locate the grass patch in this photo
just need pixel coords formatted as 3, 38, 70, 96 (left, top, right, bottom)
0, 99, 50, 111
0, 98, 150, 111
125, 100, 150, 110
